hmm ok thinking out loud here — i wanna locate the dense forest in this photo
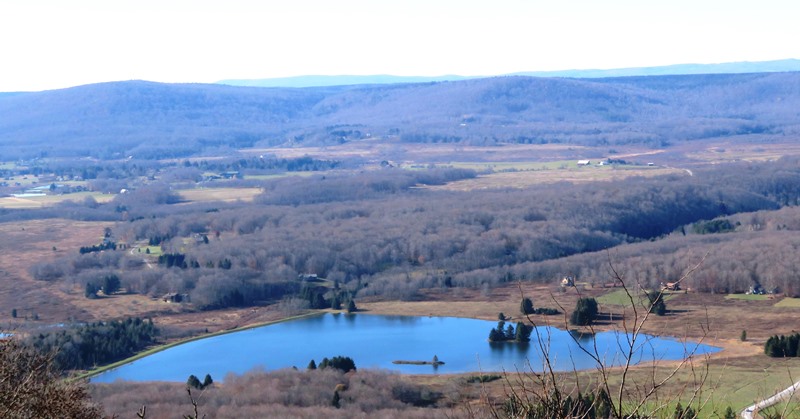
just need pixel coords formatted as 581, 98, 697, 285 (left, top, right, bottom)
20, 157, 800, 309
1, 72, 800, 159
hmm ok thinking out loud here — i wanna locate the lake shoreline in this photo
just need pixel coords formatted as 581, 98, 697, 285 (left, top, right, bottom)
87, 311, 721, 383
75, 311, 324, 382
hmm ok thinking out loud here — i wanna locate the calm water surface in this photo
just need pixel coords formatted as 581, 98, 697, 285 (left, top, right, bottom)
92, 313, 719, 382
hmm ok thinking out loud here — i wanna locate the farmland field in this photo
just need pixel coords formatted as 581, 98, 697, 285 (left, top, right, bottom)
774, 298, 800, 308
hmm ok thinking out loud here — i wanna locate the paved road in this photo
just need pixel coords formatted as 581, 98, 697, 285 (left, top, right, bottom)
741, 379, 800, 418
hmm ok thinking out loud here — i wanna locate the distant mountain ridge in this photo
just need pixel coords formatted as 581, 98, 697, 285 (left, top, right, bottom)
219, 59, 800, 88
218, 74, 473, 88
513, 58, 800, 79
1, 71, 800, 160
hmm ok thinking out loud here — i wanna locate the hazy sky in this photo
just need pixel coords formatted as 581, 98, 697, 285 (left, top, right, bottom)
1, 0, 798, 91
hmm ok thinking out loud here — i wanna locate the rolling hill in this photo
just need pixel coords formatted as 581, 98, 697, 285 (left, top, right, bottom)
1, 72, 799, 160
219, 59, 800, 87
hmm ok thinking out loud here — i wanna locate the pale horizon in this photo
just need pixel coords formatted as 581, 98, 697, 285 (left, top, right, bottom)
2, 0, 799, 92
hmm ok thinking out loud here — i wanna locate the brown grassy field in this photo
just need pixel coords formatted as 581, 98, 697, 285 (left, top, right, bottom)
0, 219, 211, 327
0, 219, 113, 323
0, 217, 295, 341
681, 137, 800, 163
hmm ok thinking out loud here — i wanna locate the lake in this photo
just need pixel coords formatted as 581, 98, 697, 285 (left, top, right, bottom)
91, 313, 719, 383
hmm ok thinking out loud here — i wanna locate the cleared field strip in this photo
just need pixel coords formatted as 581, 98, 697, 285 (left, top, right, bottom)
597, 288, 680, 306
725, 294, 773, 301
0, 191, 114, 208
176, 187, 262, 203
428, 166, 683, 191
244, 172, 315, 181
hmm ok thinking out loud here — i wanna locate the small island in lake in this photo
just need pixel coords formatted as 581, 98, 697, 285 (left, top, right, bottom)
393, 355, 444, 366
488, 321, 532, 343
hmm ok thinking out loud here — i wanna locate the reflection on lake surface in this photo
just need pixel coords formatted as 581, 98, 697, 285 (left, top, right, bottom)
92, 313, 719, 383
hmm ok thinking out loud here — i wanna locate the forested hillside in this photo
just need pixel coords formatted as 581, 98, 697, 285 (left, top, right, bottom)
24, 158, 800, 308
1, 72, 799, 159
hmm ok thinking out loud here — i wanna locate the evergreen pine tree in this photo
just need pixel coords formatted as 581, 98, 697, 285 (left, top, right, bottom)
307, 359, 317, 370
186, 375, 202, 390
332, 391, 341, 408
562, 395, 573, 417
788, 334, 799, 357
673, 402, 684, 418
570, 297, 599, 326
765, 336, 776, 356
647, 291, 667, 316
346, 299, 357, 313
85, 283, 98, 299
505, 323, 515, 340
102, 275, 120, 295
312, 293, 326, 309
723, 406, 736, 419
520, 297, 534, 315
595, 388, 612, 418
514, 322, 532, 342
202, 374, 213, 388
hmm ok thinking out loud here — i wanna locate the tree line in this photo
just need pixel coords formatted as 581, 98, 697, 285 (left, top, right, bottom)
765, 333, 800, 358
26, 317, 158, 371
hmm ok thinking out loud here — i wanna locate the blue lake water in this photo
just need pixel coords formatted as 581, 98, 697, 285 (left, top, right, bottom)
92, 313, 719, 383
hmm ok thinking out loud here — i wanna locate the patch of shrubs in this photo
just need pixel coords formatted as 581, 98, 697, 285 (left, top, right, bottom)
465, 374, 502, 384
